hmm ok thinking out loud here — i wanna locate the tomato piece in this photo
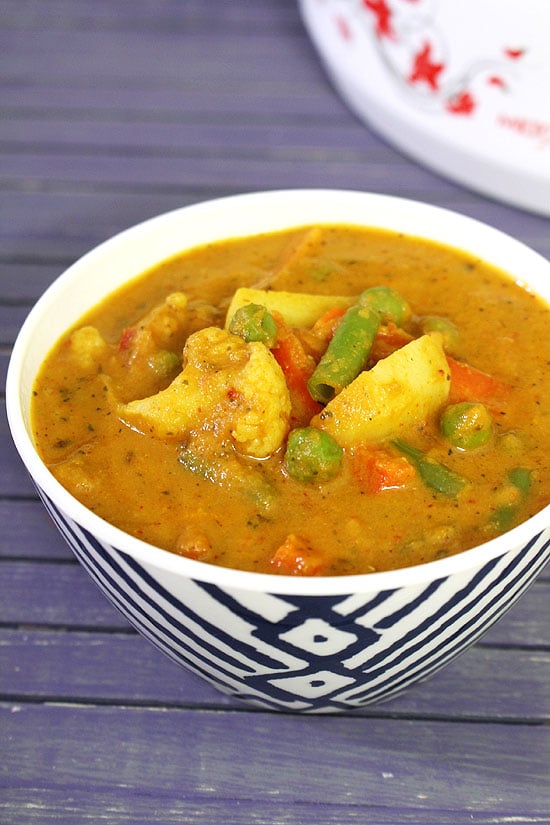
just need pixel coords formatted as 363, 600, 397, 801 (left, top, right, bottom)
118, 327, 137, 351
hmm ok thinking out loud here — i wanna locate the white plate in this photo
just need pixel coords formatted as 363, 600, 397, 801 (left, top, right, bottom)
300, 0, 550, 216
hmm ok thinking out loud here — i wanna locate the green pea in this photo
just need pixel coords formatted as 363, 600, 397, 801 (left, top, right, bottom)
229, 303, 278, 347
147, 349, 181, 377
359, 286, 411, 326
285, 427, 343, 483
440, 402, 493, 450
419, 315, 460, 351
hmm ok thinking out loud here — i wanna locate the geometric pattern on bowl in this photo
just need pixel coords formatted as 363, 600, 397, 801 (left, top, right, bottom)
37, 485, 550, 713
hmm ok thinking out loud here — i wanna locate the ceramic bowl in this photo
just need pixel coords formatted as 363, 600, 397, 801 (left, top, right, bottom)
300, 0, 550, 216
7, 189, 550, 713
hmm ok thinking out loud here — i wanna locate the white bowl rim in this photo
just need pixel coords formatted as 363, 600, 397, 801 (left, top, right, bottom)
7, 187, 550, 596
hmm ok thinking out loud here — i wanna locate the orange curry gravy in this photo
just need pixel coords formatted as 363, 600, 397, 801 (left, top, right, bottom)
31, 225, 550, 575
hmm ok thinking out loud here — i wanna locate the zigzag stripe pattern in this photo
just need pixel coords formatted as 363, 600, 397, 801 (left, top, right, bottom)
37, 486, 550, 712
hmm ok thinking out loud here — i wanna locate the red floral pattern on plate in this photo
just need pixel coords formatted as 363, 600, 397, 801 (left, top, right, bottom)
333, 0, 526, 118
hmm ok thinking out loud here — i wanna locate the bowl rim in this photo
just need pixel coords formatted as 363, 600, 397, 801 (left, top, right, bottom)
7, 187, 550, 595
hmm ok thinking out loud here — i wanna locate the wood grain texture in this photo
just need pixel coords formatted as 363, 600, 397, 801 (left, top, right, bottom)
0, 500, 74, 560
2, 704, 549, 813
0, 628, 548, 721
2, 793, 549, 825
2, 191, 548, 271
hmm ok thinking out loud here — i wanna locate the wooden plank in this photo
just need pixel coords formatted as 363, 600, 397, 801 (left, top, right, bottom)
0, 116, 384, 153
0, 190, 204, 264
1, 151, 548, 260
0, 263, 62, 302
1, 792, 549, 825
0, 500, 72, 560
0, 560, 123, 628
1, 189, 549, 268
0, 20, 340, 120
1, 703, 549, 815
2, 149, 463, 196
0, 352, 9, 393
1, 81, 345, 119
0, 29, 320, 84
0, 559, 548, 644
0, 305, 28, 346
2, 791, 547, 825
480, 581, 550, 647
0, 400, 39, 497
0, 501, 72, 561
2, 0, 301, 33
0, 627, 548, 721
0, 74, 335, 124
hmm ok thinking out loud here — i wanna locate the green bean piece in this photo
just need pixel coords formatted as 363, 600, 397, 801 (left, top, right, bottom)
285, 427, 343, 483
490, 467, 532, 533
178, 447, 276, 512
392, 439, 468, 497
307, 305, 380, 403
359, 286, 411, 326
178, 447, 218, 483
440, 402, 493, 450
419, 315, 460, 351
490, 505, 516, 533
508, 467, 532, 495
228, 303, 278, 348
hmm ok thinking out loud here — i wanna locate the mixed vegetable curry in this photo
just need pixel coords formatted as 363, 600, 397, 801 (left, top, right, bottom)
31, 225, 550, 575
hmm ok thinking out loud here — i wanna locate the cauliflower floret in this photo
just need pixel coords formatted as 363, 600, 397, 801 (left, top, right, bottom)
120, 327, 291, 458
64, 326, 109, 373
147, 291, 188, 345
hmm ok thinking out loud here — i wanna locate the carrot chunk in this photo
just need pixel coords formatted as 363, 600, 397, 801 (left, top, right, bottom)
369, 322, 413, 362
271, 314, 323, 425
447, 356, 511, 407
351, 446, 416, 494
311, 305, 347, 339
270, 534, 326, 576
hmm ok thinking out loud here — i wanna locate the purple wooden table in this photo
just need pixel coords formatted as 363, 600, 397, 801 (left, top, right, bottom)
1, 2, 549, 822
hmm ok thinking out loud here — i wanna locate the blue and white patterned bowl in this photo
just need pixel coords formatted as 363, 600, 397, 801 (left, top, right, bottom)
7, 190, 550, 713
